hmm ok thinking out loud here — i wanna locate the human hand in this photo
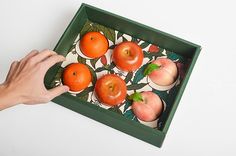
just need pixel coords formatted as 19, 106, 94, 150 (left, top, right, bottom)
0, 49, 69, 110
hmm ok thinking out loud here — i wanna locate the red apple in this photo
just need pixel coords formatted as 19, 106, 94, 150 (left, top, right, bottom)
95, 74, 127, 106
130, 91, 163, 122
112, 41, 144, 72
144, 58, 178, 86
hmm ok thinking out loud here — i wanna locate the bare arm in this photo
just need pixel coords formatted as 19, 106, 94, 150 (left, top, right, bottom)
0, 49, 69, 110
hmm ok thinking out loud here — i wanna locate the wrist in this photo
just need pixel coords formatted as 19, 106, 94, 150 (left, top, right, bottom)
0, 83, 22, 110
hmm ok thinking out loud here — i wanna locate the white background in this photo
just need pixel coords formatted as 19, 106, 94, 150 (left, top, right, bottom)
0, 0, 236, 155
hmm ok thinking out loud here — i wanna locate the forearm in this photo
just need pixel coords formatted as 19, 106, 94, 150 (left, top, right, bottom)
0, 84, 20, 110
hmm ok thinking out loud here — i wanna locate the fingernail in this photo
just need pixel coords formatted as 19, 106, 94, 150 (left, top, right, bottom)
60, 55, 66, 60
64, 85, 70, 92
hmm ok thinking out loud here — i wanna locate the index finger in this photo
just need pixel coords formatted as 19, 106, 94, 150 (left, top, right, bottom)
41, 54, 66, 72
32, 49, 57, 64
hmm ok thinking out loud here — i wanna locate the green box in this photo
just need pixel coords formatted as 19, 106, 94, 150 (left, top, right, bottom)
44, 3, 201, 147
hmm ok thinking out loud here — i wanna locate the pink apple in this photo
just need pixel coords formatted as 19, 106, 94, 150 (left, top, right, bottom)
131, 91, 163, 122
148, 58, 178, 86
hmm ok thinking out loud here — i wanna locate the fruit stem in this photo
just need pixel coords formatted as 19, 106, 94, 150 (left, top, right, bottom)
125, 49, 131, 56
109, 85, 114, 91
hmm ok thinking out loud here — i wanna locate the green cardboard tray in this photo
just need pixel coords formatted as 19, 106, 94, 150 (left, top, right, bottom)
44, 3, 201, 147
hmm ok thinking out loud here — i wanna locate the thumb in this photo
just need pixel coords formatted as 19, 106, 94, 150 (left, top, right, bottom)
48, 85, 69, 99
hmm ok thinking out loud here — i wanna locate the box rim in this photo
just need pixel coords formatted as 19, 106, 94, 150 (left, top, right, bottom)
82, 3, 201, 50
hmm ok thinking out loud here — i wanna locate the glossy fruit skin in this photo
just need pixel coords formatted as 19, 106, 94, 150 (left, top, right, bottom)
79, 32, 109, 58
149, 58, 178, 86
132, 91, 163, 122
62, 63, 91, 92
95, 74, 127, 106
112, 41, 144, 72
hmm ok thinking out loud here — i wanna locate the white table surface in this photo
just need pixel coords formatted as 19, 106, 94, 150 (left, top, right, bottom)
0, 0, 236, 155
